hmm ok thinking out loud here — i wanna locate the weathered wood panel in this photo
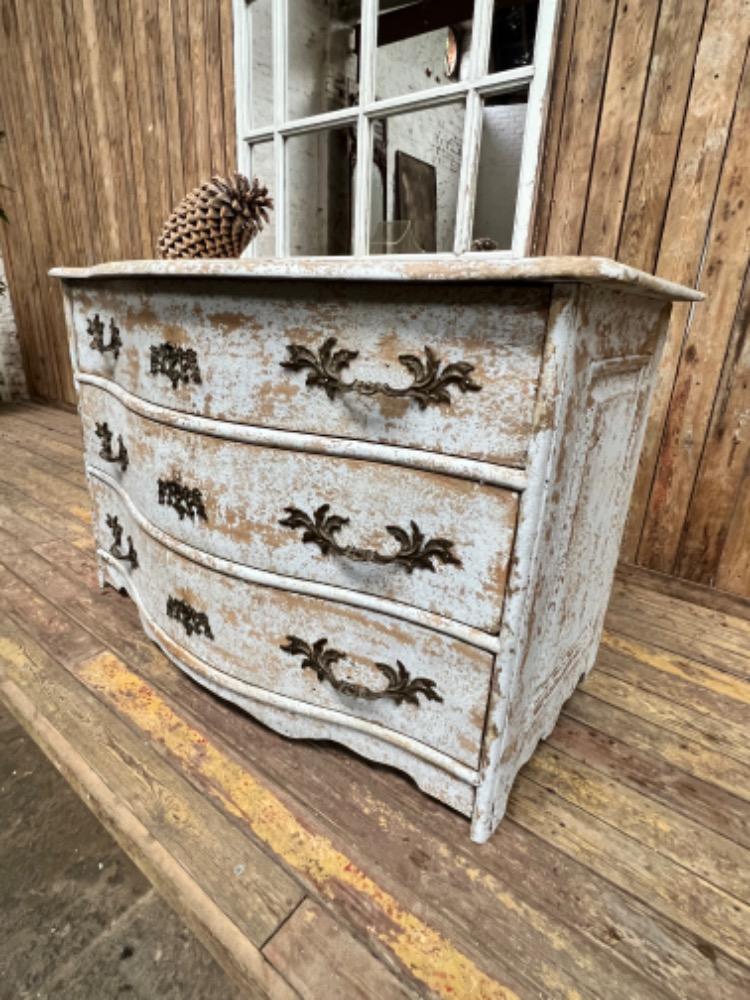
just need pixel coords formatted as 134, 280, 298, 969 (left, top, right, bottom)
0, 0, 237, 405
636, 47, 750, 574
537, 0, 750, 598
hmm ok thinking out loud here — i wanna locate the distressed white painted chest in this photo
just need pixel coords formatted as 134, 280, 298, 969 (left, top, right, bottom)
52, 256, 699, 842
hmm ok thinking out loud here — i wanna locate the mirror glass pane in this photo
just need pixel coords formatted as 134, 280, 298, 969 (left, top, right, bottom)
472, 88, 528, 251
489, 1, 538, 74
248, 142, 277, 256
370, 102, 464, 254
287, 125, 355, 255
287, 1, 361, 120
375, 1, 477, 100
248, 0, 274, 128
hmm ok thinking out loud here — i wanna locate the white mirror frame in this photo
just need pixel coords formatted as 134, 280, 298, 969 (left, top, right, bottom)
233, 0, 560, 258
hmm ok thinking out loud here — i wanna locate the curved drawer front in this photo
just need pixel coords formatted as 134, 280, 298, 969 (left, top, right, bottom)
80, 384, 518, 633
69, 277, 548, 467
89, 477, 493, 769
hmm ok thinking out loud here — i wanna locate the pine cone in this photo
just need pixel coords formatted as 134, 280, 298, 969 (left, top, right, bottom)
157, 173, 273, 259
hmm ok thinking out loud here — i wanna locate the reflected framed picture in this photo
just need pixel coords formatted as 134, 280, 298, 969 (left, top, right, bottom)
395, 151, 437, 253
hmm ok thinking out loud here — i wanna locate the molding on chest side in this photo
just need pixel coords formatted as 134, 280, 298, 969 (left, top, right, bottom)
471, 284, 673, 842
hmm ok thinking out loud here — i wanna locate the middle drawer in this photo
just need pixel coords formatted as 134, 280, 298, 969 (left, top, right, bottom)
80, 384, 518, 633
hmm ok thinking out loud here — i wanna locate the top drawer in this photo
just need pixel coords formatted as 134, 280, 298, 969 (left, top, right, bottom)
69, 278, 549, 467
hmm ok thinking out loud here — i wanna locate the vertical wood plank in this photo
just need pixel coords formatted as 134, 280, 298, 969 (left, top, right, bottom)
143, 0, 175, 216
189, 0, 213, 179
638, 48, 750, 573
579, 0, 660, 256
616, 0, 708, 272
220, 0, 238, 172
543, 0, 617, 254
172, 0, 199, 190
98, 2, 142, 257
621, 0, 750, 563
77, 0, 124, 259
119, 0, 156, 253
531, 0, 579, 254
61, 0, 106, 263
717, 460, 750, 595
47, 2, 98, 265
676, 267, 750, 586
158, 0, 186, 208
205, 0, 227, 176
131, 0, 171, 245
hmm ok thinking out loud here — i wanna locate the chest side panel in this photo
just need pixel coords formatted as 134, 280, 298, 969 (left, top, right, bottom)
473, 286, 672, 839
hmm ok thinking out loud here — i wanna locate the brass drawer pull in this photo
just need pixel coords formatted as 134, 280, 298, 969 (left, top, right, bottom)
166, 596, 214, 639
158, 478, 207, 521
281, 635, 442, 706
95, 421, 129, 471
281, 337, 481, 410
87, 314, 122, 360
149, 343, 202, 389
279, 503, 460, 574
105, 514, 138, 569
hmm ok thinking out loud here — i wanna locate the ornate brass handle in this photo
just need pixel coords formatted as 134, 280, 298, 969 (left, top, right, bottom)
158, 478, 207, 521
95, 421, 129, 471
279, 504, 460, 574
105, 514, 138, 569
149, 343, 202, 389
280, 337, 481, 410
281, 635, 443, 706
166, 596, 214, 639
87, 314, 122, 359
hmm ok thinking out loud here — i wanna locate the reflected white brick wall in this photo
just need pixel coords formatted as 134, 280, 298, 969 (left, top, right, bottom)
0, 257, 27, 401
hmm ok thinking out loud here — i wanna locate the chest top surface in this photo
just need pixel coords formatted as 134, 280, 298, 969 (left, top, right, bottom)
51, 254, 702, 303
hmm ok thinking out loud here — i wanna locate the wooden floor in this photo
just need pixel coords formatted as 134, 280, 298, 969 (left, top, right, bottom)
1, 400, 749, 1000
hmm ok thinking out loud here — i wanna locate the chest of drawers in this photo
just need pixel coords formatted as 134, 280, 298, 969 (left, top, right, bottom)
52, 256, 699, 843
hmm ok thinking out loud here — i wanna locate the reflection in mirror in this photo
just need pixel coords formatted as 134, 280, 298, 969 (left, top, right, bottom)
375, 0, 476, 100
472, 88, 529, 251
369, 119, 388, 246
489, 1, 539, 72
288, 1, 361, 120
248, 142, 276, 256
287, 125, 355, 255
248, 0, 274, 128
371, 102, 464, 254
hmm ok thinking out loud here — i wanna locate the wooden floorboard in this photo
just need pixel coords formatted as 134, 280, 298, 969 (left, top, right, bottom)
1, 401, 749, 1000
616, 563, 750, 621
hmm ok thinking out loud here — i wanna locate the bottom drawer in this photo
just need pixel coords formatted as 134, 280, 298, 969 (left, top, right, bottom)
89, 476, 494, 772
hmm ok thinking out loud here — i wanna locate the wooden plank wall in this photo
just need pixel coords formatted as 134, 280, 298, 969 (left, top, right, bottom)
536, 0, 750, 598
0, 0, 747, 598
0, 0, 236, 406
